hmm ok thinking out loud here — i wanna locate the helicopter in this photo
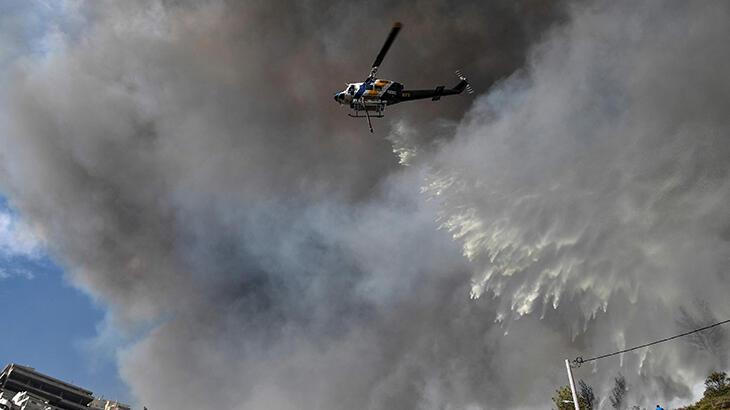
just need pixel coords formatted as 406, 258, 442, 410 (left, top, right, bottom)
334, 21, 473, 133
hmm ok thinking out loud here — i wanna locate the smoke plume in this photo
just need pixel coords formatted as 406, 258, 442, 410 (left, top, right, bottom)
1, 0, 729, 409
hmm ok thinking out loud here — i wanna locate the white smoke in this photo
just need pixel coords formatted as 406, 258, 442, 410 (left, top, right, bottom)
417, 0, 730, 406
0, 209, 44, 259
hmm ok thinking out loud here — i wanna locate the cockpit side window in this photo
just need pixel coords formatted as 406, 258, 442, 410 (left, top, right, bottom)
347, 85, 355, 95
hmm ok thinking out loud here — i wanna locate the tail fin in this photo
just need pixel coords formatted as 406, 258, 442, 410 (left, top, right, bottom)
453, 79, 468, 93
453, 70, 474, 94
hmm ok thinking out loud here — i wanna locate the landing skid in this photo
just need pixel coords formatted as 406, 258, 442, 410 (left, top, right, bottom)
348, 100, 386, 133
347, 112, 385, 118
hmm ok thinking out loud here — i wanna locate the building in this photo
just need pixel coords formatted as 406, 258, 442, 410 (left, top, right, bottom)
0, 364, 130, 410
87, 400, 130, 410
0, 364, 93, 410
8, 391, 55, 410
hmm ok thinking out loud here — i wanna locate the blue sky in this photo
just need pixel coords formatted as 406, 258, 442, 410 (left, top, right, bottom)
0, 197, 131, 402
0, 1, 131, 403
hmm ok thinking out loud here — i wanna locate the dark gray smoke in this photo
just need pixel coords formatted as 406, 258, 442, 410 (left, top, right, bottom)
1, 0, 729, 409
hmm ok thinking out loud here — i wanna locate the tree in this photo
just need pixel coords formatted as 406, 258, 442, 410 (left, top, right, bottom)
578, 379, 597, 410
676, 301, 727, 366
704, 371, 729, 398
609, 374, 627, 409
552, 381, 597, 410
553, 385, 574, 410
680, 371, 730, 409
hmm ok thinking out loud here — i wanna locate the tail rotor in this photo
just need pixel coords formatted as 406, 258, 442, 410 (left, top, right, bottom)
455, 70, 474, 94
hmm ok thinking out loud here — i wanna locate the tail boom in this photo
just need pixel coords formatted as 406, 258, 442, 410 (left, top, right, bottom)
390, 77, 470, 105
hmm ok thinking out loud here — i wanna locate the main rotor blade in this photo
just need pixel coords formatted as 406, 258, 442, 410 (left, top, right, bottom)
370, 22, 402, 78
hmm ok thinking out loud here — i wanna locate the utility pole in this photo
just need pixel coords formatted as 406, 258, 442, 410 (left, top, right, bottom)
565, 359, 580, 410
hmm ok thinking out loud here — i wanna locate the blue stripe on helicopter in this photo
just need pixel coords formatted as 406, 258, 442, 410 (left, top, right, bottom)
354, 78, 374, 99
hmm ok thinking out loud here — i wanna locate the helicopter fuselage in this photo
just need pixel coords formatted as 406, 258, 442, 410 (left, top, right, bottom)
334, 78, 404, 108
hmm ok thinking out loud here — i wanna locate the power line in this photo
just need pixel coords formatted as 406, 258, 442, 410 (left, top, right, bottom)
573, 318, 730, 367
